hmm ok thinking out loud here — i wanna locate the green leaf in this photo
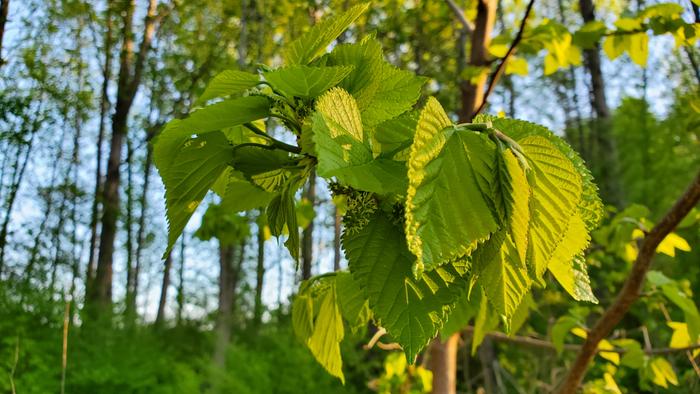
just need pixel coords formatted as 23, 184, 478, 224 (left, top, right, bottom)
266, 176, 304, 260
335, 271, 371, 334
263, 65, 354, 98
154, 96, 271, 184
307, 283, 345, 383
219, 171, 276, 213
573, 21, 607, 49
312, 87, 405, 194
661, 283, 700, 342
475, 232, 531, 324
471, 289, 500, 355
374, 111, 419, 160
161, 131, 233, 256
440, 287, 476, 340
493, 149, 530, 263
284, 3, 370, 65
476, 115, 602, 232
359, 63, 427, 128
548, 214, 598, 303
292, 293, 314, 342
406, 98, 499, 273
326, 38, 384, 105
519, 135, 583, 280
195, 70, 260, 106
551, 316, 580, 354
343, 212, 469, 362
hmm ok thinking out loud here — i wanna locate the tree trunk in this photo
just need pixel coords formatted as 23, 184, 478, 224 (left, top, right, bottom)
578, 0, 621, 205
125, 138, 136, 319
89, 0, 158, 315
130, 140, 154, 315
86, 0, 114, 295
213, 242, 243, 367
428, 334, 460, 394
154, 251, 173, 327
459, 0, 497, 122
0, 0, 9, 67
253, 211, 265, 327
301, 172, 315, 280
176, 236, 185, 325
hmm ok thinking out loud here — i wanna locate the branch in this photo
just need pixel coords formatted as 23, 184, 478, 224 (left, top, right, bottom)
557, 169, 700, 394
444, 0, 474, 34
463, 326, 700, 355
474, 0, 536, 117
243, 123, 302, 154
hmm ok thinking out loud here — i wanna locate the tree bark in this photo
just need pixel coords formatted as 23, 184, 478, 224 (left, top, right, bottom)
89, 0, 158, 315
86, 0, 114, 295
301, 172, 315, 280
0, 0, 9, 67
154, 251, 173, 327
213, 242, 244, 367
253, 211, 265, 327
428, 334, 460, 394
176, 236, 185, 325
557, 170, 700, 393
578, 0, 621, 205
459, 0, 496, 122
125, 138, 136, 319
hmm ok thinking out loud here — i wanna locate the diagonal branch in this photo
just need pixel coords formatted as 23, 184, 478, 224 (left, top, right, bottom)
474, 0, 535, 117
557, 169, 700, 394
444, 0, 474, 34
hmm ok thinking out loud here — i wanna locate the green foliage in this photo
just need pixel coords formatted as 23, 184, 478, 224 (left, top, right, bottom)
153, 5, 604, 381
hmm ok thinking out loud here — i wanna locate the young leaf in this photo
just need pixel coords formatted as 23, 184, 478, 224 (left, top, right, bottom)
359, 63, 427, 128
154, 95, 270, 182
312, 88, 405, 194
343, 212, 469, 362
194, 70, 260, 106
474, 232, 531, 324
471, 289, 500, 355
162, 131, 233, 255
519, 135, 583, 280
307, 284, 345, 383
327, 38, 384, 104
219, 171, 276, 213
374, 111, 419, 160
476, 115, 603, 232
263, 65, 354, 99
335, 271, 371, 334
547, 214, 598, 303
284, 3, 370, 65
406, 98, 499, 273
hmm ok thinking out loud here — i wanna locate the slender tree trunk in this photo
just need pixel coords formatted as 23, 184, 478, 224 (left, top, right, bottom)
90, 0, 158, 315
253, 211, 265, 327
130, 136, 154, 315
154, 251, 173, 327
176, 236, 185, 325
428, 334, 460, 394
125, 138, 136, 319
0, 0, 9, 67
86, 1, 113, 292
213, 243, 243, 368
578, 0, 620, 205
301, 173, 315, 280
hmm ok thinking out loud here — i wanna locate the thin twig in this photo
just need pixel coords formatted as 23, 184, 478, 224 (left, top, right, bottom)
444, 0, 474, 34
61, 300, 71, 394
243, 123, 302, 153
363, 327, 403, 351
474, 0, 536, 117
557, 170, 700, 393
